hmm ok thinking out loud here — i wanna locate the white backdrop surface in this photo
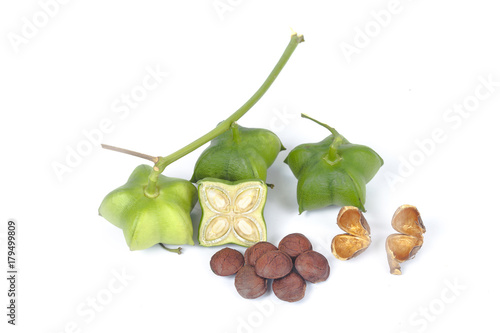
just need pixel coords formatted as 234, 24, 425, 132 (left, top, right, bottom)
1, 1, 499, 333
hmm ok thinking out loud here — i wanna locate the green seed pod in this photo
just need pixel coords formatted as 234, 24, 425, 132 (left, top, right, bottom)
284, 114, 383, 213
99, 164, 198, 251
191, 123, 285, 183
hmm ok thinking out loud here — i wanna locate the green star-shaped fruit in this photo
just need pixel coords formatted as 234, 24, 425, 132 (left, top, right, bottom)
98, 165, 198, 250
285, 114, 383, 213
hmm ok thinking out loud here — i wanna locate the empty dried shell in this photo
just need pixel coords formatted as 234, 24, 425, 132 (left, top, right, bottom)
385, 205, 426, 275
331, 206, 371, 260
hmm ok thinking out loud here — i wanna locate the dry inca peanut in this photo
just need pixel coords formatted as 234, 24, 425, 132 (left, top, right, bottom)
272, 272, 306, 303
386, 205, 426, 275
255, 250, 293, 279
244, 241, 278, 266
295, 250, 330, 283
234, 265, 268, 299
278, 233, 313, 259
210, 248, 244, 276
331, 206, 371, 260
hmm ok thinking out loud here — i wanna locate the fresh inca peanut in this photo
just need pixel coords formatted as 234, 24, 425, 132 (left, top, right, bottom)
386, 205, 425, 275
295, 250, 330, 283
272, 272, 306, 302
278, 233, 312, 259
331, 206, 371, 260
255, 250, 293, 279
210, 248, 244, 276
234, 265, 268, 299
244, 241, 278, 266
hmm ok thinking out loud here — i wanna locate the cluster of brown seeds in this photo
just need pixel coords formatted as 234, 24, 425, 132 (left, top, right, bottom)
210, 233, 330, 302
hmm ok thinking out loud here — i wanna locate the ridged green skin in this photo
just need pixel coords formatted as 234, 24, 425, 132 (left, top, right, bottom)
285, 133, 383, 214
98, 165, 198, 250
191, 124, 285, 183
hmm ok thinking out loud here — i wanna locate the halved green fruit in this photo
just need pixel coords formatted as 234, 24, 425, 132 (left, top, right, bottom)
198, 178, 268, 247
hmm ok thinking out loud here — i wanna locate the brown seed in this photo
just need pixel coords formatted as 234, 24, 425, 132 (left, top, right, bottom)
210, 247, 244, 276
255, 250, 293, 279
244, 241, 278, 266
234, 265, 268, 299
272, 272, 306, 303
386, 205, 426, 275
278, 233, 313, 259
295, 250, 330, 283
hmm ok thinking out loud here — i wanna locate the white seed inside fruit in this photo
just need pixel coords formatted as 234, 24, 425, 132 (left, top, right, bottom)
205, 216, 230, 241
206, 187, 230, 213
234, 187, 260, 213
234, 217, 259, 242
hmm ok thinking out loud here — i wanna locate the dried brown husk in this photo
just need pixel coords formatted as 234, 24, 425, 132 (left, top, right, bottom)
386, 205, 426, 275
331, 206, 371, 260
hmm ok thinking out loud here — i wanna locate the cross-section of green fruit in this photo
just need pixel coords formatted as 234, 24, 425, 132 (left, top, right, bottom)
198, 178, 268, 247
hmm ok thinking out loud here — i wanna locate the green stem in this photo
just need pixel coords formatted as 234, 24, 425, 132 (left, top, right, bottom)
159, 243, 182, 255
231, 122, 241, 144
301, 113, 346, 165
301, 113, 342, 137
144, 33, 304, 197
325, 136, 344, 165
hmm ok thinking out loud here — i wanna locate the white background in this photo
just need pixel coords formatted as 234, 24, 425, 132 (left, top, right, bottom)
1, 1, 499, 332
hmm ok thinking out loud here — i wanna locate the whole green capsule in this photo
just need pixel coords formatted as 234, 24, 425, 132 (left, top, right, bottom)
191, 123, 285, 183
99, 164, 198, 251
284, 114, 383, 213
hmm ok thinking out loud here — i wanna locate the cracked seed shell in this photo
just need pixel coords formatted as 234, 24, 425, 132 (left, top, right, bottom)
386, 205, 426, 275
331, 206, 371, 260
